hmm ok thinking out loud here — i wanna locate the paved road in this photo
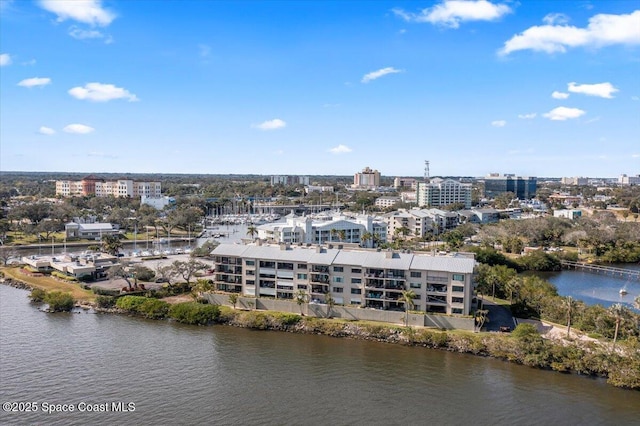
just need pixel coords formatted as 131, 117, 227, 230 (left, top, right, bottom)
479, 297, 515, 332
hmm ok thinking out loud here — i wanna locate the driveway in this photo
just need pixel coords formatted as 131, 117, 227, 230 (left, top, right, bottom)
480, 297, 515, 332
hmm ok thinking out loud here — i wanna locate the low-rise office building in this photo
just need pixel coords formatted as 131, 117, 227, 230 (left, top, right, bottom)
211, 242, 476, 316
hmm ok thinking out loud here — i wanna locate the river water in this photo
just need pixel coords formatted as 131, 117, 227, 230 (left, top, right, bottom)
1, 285, 638, 426
542, 264, 640, 312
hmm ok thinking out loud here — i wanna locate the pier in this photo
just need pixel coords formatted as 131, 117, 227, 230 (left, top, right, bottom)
560, 261, 640, 281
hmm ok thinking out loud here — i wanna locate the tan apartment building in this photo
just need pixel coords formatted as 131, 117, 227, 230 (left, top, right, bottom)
56, 175, 161, 198
211, 242, 475, 316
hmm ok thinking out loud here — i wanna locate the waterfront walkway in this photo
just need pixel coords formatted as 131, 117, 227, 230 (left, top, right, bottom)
559, 261, 640, 281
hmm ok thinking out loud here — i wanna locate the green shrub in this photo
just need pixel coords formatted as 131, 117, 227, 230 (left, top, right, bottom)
45, 291, 75, 312
29, 288, 47, 302
96, 295, 116, 309
169, 302, 220, 325
139, 298, 170, 319
116, 295, 149, 312
92, 287, 121, 297
115, 296, 169, 319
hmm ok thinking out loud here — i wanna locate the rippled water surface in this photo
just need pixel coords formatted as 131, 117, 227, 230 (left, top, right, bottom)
1, 285, 639, 426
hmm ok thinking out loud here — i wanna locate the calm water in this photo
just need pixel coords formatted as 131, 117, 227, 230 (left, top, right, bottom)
1, 285, 639, 426
542, 263, 640, 312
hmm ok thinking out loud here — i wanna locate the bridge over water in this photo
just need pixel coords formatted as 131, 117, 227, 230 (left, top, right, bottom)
560, 261, 640, 282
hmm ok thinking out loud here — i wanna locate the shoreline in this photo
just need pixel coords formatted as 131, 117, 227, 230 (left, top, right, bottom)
1, 278, 638, 390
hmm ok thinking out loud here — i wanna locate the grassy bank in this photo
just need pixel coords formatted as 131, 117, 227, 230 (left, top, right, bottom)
1, 267, 95, 302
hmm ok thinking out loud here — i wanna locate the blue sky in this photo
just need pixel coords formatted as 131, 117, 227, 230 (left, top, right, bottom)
1, 0, 639, 178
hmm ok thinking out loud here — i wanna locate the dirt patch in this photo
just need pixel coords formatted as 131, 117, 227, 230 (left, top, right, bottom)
161, 294, 195, 304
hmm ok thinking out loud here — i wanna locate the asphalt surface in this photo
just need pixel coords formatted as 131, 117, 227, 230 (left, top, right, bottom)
479, 297, 515, 332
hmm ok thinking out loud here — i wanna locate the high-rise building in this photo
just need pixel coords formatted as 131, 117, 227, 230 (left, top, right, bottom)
483, 174, 537, 200
353, 167, 380, 189
618, 174, 640, 185
416, 178, 472, 209
270, 175, 310, 186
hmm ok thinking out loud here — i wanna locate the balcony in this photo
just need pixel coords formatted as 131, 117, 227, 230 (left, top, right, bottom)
365, 291, 383, 299
311, 285, 329, 294
310, 273, 329, 284
426, 286, 448, 294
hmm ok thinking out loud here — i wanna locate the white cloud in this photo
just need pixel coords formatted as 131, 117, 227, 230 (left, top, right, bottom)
0, 53, 12, 66
491, 120, 506, 127
252, 119, 286, 130
69, 26, 105, 40
63, 123, 95, 134
39, 126, 56, 135
393, 0, 512, 28
632, 154, 640, 158
18, 77, 52, 88
68, 82, 139, 102
328, 144, 353, 154
22, 59, 37, 66
543, 13, 569, 26
552, 91, 570, 99
518, 113, 537, 119
39, 0, 116, 26
632, 96, 639, 101
361, 67, 402, 83
543, 106, 586, 121
568, 82, 618, 98
500, 10, 640, 55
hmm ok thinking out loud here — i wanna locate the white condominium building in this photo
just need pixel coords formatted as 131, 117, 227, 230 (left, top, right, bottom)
256, 212, 386, 248
416, 178, 472, 209
212, 242, 476, 316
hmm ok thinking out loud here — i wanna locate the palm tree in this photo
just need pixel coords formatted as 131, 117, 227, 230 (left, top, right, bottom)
330, 228, 338, 242
325, 291, 335, 318
361, 232, 373, 248
337, 230, 346, 242
563, 296, 578, 338
634, 295, 640, 310
228, 293, 239, 309
505, 277, 521, 305
400, 290, 416, 326
246, 224, 258, 240
295, 289, 309, 315
101, 234, 122, 256
608, 303, 627, 351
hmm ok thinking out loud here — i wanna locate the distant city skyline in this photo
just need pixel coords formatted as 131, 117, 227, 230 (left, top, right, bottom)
1, 1, 638, 177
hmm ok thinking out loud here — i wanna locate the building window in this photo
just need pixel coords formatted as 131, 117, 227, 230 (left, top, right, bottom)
452, 297, 464, 304
452, 308, 463, 314
333, 287, 343, 293
247, 270, 255, 276
351, 268, 362, 274
298, 264, 307, 270
246, 280, 255, 285
350, 288, 362, 295
410, 271, 422, 278
297, 273, 308, 280
410, 282, 421, 289
351, 278, 361, 284
414, 305, 420, 311
333, 277, 343, 283
245, 260, 255, 266
333, 266, 344, 272
452, 274, 464, 281
452, 285, 464, 292
297, 285, 308, 290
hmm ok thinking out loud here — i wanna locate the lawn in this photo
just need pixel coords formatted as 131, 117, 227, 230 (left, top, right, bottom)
1, 267, 96, 302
